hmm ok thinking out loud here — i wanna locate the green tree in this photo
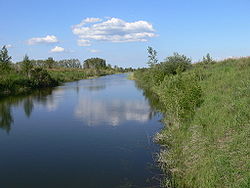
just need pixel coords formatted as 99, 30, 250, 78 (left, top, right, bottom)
107, 64, 112, 69
57, 59, 81, 68
83, 58, 106, 69
160, 52, 192, 75
21, 54, 33, 77
30, 68, 57, 87
45, 57, 55, 68
147, 46, 158, 67
202, 53, 214, 64
0, 45, 12, 71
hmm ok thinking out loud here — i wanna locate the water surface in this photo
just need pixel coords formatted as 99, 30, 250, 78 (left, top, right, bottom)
0, 74, 162, 188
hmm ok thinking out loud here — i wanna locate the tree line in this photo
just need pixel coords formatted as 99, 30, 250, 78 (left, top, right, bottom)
0, 45, 135, 97
0, 45, 134, 74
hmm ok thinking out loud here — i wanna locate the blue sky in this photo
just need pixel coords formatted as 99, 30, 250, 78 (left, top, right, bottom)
1, 0, 250, 68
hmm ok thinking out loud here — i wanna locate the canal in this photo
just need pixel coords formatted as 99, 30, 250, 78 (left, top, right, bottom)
0, 73, 162, 188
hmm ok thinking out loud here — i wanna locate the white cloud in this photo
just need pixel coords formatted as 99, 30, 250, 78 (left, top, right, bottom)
89, 49, 99, 53
28, 35, 58, 45
84, 17, 102, 23
35, 88, 64, 112
72, 17, 156, 46
77, 39, 91, 46
50, 46, 65, 53
73, 17, 102, 28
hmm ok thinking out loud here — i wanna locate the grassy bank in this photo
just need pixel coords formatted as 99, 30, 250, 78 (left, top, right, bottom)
48, 67, 119, 82
0, 68, 58, 97
0, 68, 123, 97
134, 57, 250, 187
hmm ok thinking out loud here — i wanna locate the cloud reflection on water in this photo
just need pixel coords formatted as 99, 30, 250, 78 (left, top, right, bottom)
75, 96, 151, 126
43, 89, 64, 112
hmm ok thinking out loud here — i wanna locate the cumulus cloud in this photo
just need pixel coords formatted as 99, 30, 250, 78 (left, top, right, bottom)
73, 17, 102, 28
72, 17, 156, 46
50, 46, 65, 53
28, 35, 58, 45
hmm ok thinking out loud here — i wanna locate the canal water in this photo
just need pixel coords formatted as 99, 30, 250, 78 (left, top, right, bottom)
0, 73, 162, 188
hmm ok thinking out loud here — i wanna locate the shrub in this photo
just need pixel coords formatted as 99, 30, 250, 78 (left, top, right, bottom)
160, 53, 192, 75
30, 68, 58, 88
156, 73, 203, 124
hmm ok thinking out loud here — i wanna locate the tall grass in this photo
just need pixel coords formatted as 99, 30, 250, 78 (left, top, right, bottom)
134, 57, 250, 188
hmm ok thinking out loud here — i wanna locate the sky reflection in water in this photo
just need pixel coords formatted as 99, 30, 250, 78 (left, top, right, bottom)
0, 74, 162, 188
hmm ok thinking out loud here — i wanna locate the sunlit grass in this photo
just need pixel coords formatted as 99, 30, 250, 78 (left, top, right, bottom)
134, 57, 250, 188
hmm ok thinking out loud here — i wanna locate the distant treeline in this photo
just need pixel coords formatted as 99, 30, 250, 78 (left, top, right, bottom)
14, 56, 134, 72
0, 45, 134, 97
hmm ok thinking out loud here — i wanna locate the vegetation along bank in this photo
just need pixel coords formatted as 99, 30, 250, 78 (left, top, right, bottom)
133, 47, 250, 188
0, 45, 133, 97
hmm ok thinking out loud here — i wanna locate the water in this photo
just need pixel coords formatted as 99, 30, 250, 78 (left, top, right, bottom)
0, 74, 162, 188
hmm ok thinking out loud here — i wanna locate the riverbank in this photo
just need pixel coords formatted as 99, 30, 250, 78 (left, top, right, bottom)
133, 57, 250, 187
0, 68, 122, 97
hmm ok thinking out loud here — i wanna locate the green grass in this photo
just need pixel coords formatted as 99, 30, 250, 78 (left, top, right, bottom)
134, 57, 250, 188
0, 72, 31, 95
0, 68, 121, 97
48, 68, 118, 82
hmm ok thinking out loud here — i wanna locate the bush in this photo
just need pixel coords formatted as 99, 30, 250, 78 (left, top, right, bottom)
30, 68, 58, 88
156, 73, 203, 124
160, 53, 192, 75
